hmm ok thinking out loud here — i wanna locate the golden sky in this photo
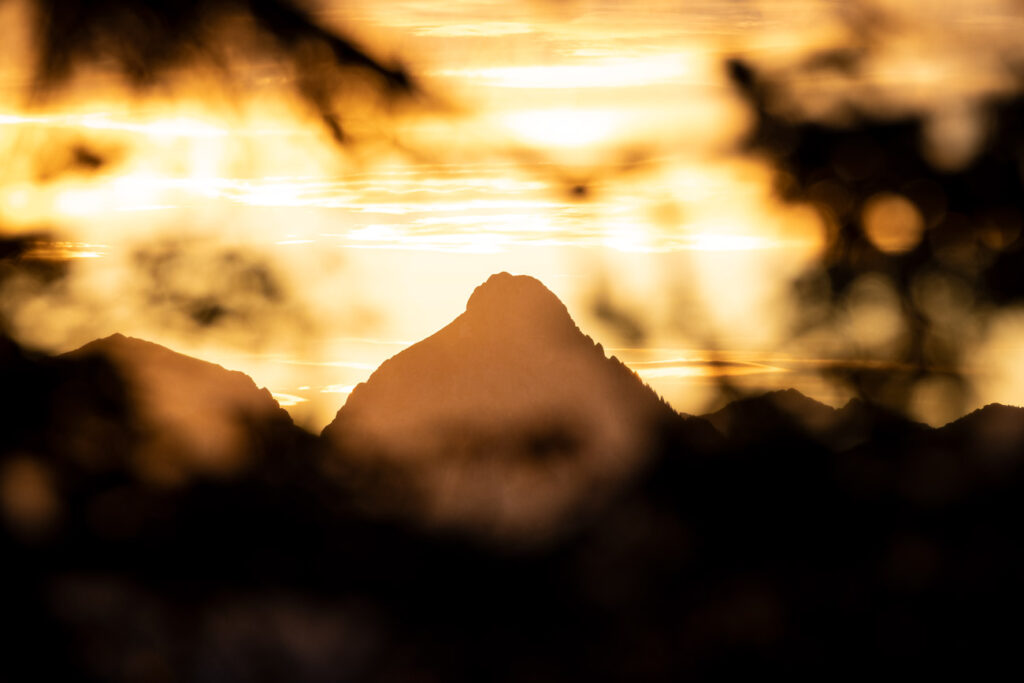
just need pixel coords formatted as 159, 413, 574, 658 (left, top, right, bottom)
3, 0, 1024, 427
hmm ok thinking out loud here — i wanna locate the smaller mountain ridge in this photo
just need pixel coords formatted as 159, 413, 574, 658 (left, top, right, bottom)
69, 333, 289, 421
936, 402, 1024, 460
942, 402, 1024, 430
703, 388, 929, 451
66, 333, 294, 483
704, 388, 837, 440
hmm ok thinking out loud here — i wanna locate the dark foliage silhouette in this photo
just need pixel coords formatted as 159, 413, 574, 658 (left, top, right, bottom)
19, 0, 417, 144
131, 239, 312, 340
727, 51, 1024, 414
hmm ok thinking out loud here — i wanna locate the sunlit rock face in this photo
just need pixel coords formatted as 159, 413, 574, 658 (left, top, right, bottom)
322, 272, 679, 541
66, 334, 293, 484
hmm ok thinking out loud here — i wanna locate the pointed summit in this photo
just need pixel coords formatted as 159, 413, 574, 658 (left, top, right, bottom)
464, 272, 574, 331
467, 272, 564, 311
322, 273, 679, 540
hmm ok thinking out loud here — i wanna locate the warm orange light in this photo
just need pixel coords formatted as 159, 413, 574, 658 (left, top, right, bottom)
503, 108, 620, 148
862, 193, 925, 254
271, 392, 308, 407
0, 111, 227, 138
443, 55, 694, 90
321, 384, 357, 394
684, 233, 781, 251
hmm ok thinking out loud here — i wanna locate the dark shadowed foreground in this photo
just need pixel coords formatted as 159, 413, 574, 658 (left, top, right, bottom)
3, 274, 1024, 681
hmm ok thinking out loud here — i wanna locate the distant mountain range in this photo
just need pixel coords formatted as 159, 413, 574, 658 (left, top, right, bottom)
703, 387, 931, 450
3, 272, 1024, 680
5, 272, 1020, 534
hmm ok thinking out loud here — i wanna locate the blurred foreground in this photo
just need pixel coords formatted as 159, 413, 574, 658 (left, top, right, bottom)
3, 274, 1024, 680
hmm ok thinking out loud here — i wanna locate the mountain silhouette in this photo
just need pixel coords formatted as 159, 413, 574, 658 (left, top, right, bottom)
65, 333, 295, 484
703, 388, 838, 443
322, 272, 684, 539
833, 400, 1024, 506
704, 388, 929, 451
939, 402, 1024, 446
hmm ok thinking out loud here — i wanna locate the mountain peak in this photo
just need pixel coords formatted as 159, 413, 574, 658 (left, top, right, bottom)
467, 272, 562, 309
322, 273, 678, 541
462, 272, 574, 333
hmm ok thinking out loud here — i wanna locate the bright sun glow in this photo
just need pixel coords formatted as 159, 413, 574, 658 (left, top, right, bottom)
685, 233, 781, 251
0, 111, 229, 139
442, 55, 695, 90
503, 108, 620, 148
